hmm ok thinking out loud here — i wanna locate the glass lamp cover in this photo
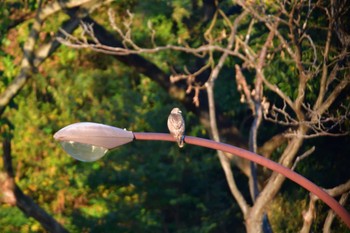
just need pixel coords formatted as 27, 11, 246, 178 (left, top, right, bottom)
54, 122, 134, 162
60, 141, 108, 162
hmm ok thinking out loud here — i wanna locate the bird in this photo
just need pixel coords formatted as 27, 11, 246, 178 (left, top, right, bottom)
167, 107, 185, 148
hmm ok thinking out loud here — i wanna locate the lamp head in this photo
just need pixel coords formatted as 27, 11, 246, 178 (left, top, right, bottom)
54, 122, 134, 162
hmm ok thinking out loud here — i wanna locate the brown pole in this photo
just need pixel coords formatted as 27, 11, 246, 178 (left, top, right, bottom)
133, 132, 350, 228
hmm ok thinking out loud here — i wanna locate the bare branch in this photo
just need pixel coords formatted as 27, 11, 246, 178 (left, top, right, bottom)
264, 102, 299, 126
202, 9, 251, 218
284, 130, 349, 139
192, 86, 200, 107
235, 64, 254, 112
316, 76, 350, 116
107, 8, 141, 50
265, 101, 349, 139
261, 78, 296, 113
244, 18, 255, 44
206, 74, 250, 218
313, 6, 334, 111
323, 192, 349, 233
291, 146, 315, 171
299, 193, 318, 233
300, 179, 350, 233
209, 10, 248, 82
326, 180, 350, 197
170, 62, 211, 84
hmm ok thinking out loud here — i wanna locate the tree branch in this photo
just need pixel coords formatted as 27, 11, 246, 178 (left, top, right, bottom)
300, 179, 350, 233
291, 146, 315, 171
258, 133, 286, 159
299, 193, 318, 233
204, 9, 250, 218
323, 192, 349, 233
247, 129, 306, 232
316, 76, 350, 117
314, 4, 334, 110
207, 81, 250, 217
0, 0, 89, 115
1, 133, 69, 233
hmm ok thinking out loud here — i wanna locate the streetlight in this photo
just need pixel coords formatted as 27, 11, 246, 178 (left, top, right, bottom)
54, 122, 350, 228
53, 122, 133, 162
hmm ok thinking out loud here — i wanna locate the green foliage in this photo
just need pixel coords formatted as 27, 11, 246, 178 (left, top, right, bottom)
1, 37, 243, 233
0, 207, 32, 232
269, 194, 306, 233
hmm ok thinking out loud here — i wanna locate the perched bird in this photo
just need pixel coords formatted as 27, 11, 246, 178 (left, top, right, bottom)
167, 107, 185, 148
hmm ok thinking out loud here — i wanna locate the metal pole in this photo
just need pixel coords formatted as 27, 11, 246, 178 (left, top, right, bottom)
133, 132, 350, 228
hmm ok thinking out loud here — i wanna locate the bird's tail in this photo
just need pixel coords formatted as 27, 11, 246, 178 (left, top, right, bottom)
177, 135, 185, 148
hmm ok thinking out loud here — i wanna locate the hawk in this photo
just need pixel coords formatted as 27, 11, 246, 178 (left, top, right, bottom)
167, 107, 185, 148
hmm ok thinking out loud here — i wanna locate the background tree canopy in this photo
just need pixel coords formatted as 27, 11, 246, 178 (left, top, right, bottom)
0, 1, 349, 233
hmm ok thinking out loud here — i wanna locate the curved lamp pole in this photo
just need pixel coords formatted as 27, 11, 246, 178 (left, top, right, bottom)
54, 122, 350, 228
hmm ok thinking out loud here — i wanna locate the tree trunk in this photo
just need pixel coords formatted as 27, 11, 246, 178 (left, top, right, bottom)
245, 131, 305, 233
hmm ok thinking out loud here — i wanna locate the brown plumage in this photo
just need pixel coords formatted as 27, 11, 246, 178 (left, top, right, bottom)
167, 107, 185, 148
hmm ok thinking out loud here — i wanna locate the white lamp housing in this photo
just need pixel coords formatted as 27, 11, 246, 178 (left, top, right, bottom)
53, 122, 134, 162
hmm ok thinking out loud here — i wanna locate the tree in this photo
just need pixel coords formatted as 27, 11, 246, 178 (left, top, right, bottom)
1, 0, 349, 232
